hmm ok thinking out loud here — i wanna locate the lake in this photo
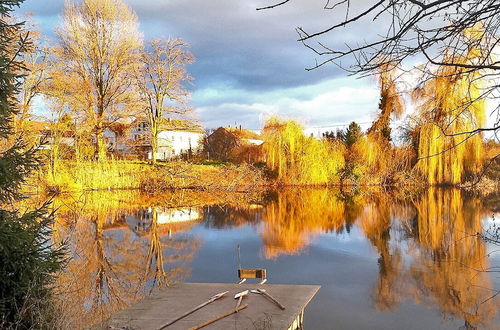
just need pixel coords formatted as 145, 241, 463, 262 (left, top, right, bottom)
50, 188, 500, 329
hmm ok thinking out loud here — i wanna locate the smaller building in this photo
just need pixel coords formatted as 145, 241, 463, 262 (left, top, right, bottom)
205, 126, 264, 163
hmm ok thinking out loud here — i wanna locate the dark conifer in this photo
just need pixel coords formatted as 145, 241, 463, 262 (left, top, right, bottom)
0, 1, 64, 328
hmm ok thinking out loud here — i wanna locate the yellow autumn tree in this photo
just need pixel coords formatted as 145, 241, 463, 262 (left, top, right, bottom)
54, 0, 143, 161
135, 38, 195, 165
351, 63, 408, 185
368, 64, 404, 140
262, 117, 345, 185
413, 27, 486, 185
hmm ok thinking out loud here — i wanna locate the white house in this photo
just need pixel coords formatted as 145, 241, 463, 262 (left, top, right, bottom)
104, 118, 204, 160
151, 128, 204, 160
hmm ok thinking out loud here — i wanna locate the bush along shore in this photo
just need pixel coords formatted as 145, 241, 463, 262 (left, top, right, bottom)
38, 160, 267, 194
36, 155, 499, 195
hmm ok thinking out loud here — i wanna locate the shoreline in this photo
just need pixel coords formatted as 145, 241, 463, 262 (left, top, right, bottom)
35, 160, 498, 196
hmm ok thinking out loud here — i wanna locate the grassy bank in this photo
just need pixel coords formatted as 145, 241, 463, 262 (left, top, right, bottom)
35, 157, 498, 195
38, 160, 266, 193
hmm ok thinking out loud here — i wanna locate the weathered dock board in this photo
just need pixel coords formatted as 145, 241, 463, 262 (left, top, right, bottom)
96, 282, 320, 330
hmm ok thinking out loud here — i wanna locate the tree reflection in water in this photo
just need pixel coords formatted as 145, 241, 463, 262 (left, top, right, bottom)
408, 189, 496, 329
51, 192, 201, 329
260, 188, 499, 329
261, 189, 346, 258
48, 188, 499, 329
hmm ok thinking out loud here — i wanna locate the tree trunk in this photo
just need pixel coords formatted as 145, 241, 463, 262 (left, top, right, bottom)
50, 143, 59, 178
151, 124, 158, 165
96, 129, 107, 161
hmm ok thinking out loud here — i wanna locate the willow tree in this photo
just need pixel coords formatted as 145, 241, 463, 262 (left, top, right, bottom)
258, 1, 499, 137
136, 39, 194, 165
263, 117, 345, 185
413, 29, 486, 185
55, 0, 142, 161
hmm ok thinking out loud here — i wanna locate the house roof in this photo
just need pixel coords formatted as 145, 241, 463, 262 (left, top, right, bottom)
214, 127, 262, 141
158, 118, 204, 133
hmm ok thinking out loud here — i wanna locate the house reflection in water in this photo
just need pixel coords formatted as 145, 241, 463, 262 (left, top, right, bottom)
126, 207, 203, 236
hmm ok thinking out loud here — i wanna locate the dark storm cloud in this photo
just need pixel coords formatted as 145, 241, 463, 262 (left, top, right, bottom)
19, 0, 375, 91
131, 0, 347, 91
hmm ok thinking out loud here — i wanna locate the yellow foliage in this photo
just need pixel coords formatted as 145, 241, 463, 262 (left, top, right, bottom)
38, 160, 265, 193
263, 117, 345, 185
414, 28, 486, 185
54, 0, 143, 160
350, 134, 394, 184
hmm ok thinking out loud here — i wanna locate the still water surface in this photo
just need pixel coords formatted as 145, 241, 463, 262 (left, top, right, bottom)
52, 188, 500, 329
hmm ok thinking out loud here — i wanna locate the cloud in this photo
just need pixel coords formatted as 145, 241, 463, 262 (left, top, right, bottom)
17, 0, 387, 128
18, 0, 375, 90
197, 76, 379, 129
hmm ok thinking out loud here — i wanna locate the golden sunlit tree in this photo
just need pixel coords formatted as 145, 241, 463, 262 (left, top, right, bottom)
135, 38, 194, 165
45, 55, 96, 165
349, 64, 410, 185
368, 64, 404, 141
54, 0, 142, 161
413, 28, 486, 185
263, 117, 345, 185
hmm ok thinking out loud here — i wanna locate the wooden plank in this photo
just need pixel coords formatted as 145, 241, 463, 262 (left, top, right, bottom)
95, 282, 320, 330
188, 304, 248, 329
238, 268, 266, 279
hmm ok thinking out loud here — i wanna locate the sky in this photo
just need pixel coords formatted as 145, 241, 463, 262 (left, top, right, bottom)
15, 0, 497, 137
15, 0, 388, 132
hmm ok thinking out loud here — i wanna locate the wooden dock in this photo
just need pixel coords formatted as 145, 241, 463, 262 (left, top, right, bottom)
97, 282, 320, 330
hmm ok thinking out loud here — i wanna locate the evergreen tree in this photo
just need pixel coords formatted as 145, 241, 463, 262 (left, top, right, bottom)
344, 122, 363, 147
0, 1, 64, 328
